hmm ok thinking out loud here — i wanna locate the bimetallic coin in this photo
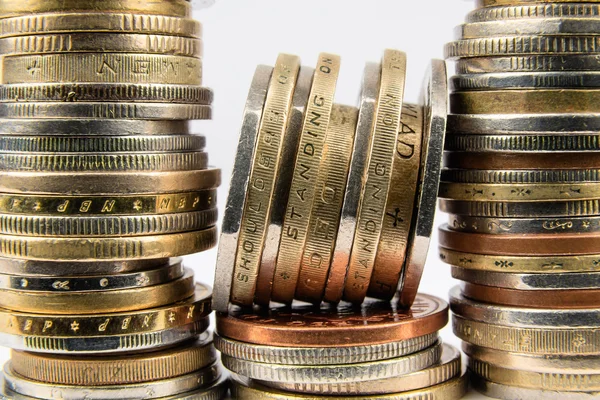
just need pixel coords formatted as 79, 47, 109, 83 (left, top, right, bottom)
261, 344, 460, 395
4, 54, 202, 85
399, 59, 448, 308
0, 84, 212, 104
451, 72, 600, 90
444, 135, 600, 152
325, 62, 379, 303
343, 50, 407, 304
456, 18, 600, 39
439, 198, 600, 218
472, 375, 600, 400
217, 293, 448, 347
11, 338, 216, 385
446, 214, 600, 235
0, 13, 202, 38
0, 120, 190, 136
214, 333, 438, 365
0, 228, 216, 261
271, 53, 340, 305
212, 65, 272, 313
221, 341, 442, 384
3, 362, 221, 400
467, 4, 600, 23
447, 114, 600, 135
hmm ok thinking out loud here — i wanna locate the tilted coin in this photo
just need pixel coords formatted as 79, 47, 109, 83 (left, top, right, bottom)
471, 375, 600, 400
442, 169, 600, 184
451, 72, 600, 90
3, 362, 221, 400
439, 182, 600, 201
254, 66, 313, 306
446, 35, 600, 59
0, 258, 169, 276
0, 103, 211, 120
342, 50, 406, 304
447, 114, 600, 134
214, 333, 438, 365
0, 84, 212, 104
0, 169, 221, 195
451, 90, 600, 114
325, 62, 379, 303
445, 151, 600, 169
230, 54, 301, 307
3, 54, 203, 85
0, 34, 202, 57
456, 18, 600, 39
399, 59, 449, 308
467, 4, 600, 23
295, 104, 357, 302
0, 119, 190, 136
446, 214, 600, 234
231, 374, 468, 400
212, 65, 272, 313
440, 198, 600, 218
444, 135, 600, 152
0, 209, 217, 236
439, 225, 600, 256
469, 357, 600, 391
11, 338, 216, 385
0, 0, 192, 18
440, 248, 600, 273
0, 13, 201, 38
0, 268, 195, 314
221, 341, 442, 384
261, 344, 460, 395
271, 53, 340, 305
217, 293, 448, 347
461, 282, 600, 309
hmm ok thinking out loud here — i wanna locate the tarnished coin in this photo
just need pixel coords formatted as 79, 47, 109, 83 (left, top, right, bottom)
440, 198, 600, 218
444, 134, 600, 152
446, 214, 600, 235
447, 114, 600, 135
444, 151, 600, 170
467, 4, 600, 23
451, 72, 600, 90
439, 182, 600, 202
456, 18, 600, 39
472, 375, 600, 400
442, 169, 600, 184
0, 258, 169, 276
457, 55, 600, 74
0, 119, 190, 136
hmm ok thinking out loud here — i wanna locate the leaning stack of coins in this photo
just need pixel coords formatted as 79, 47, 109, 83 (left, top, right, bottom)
0, 1, 227, 398
212, 52, 466, 398
441, 1, 600, 398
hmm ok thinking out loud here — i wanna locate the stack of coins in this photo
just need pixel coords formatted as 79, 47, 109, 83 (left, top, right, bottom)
0, 1, 227, 398
441, 1, 600, 398
213, 50, 448, 311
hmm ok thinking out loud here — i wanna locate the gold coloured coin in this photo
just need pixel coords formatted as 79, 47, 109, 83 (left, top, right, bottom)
3, 54, 202, 85
344, 49, 407, 303
229, 54, 301, 306
271, 53, 340, 304
439, 182, 600, 202
10, 339, 215, 386
0, 269, 195, 314
370, 103, 423, 300
295, 104, 356, 302
0, 228, 217, 261
476, 0, 594, 6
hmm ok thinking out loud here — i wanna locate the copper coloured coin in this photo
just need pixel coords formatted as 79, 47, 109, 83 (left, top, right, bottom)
462, 283, 600, 309
439, 225, 600, 256
444, 152, 600, 170
216, 293, 448, 348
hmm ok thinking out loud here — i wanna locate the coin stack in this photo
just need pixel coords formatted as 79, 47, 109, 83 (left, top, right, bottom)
0, 1, 227, 398
440, 0, 600, 398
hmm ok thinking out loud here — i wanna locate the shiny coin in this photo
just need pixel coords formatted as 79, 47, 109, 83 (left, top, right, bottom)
447, 114, 600, 134
444, 151, 600, 169
457, 55, 600, 74
451, 72, 600, 90
214, 333, 438, 365
456, 18, 600, 39
442, 169, 600, 183
217, 293, 448, 347
446, 214, 600, 235
439, 198, 600, 218
471, 375, 600, 400
477, 0, 598, 8
444, 135, 600, 152
212, 65, 272, 313
467, 4, 600, 23
439, 182, 600, 201
0, 258, 169, 276
0, 119, 190, 136
221, 341, 442, 384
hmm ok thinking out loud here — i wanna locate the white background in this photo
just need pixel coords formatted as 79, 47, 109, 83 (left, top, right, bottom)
2, 1, 490, 399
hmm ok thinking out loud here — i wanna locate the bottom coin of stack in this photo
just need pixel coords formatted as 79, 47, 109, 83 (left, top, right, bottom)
215, 294, 466, 399
451, 286, 600, 399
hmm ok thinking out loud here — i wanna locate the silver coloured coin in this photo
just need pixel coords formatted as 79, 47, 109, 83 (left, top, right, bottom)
451, 286, 600, 327
456, 18, 600, 39
399, 59, 448, 306
448, 214, 600, 235
442, 169, 600, 183
221, 341, 442, 384
0, 120, 190, 135
0, 84, 213, 104
445, 134, 600, 152
457, 56, 600, 74
212, 65, 272, 312
452, 267, 600, 291
0, 135, 205, 153
448, 114, 600, 134
451, 72, 600, 90
472, 375, 600, 400
326, 62, 379, 303
0, 103, 211, 120
257, 344, 461, 395
214, 332, 438, 365
468, 4, 600, 23
0, 258, 168, 276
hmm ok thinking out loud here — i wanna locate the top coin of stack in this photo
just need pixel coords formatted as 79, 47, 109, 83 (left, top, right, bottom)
441, 0, 600, 398
212, 51, 448, 311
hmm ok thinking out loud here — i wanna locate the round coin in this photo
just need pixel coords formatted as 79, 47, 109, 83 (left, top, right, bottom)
212, 65, 272, 313
216, 293, 448, 347
457, 18, 600, 39
10, 338, 215, 385
214, 333, 438, 365
477, 0, 600, 7
444, 151, 600, 169
457, 55, 600, 74
0, 119, 190, 135
451, 72, 600, 90
447, 214, 600, 235
467, 4, 600, 23
447, 114, 600, 135
444, 134, 600, 152
471, 375, 600, 400
221, 342, 442, 384
439, 182, 600, 202
440, 198, 600, 218
442, 169, 600, 183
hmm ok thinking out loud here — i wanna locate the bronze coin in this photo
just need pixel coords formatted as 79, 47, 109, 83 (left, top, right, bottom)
216, 293, 448, 348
